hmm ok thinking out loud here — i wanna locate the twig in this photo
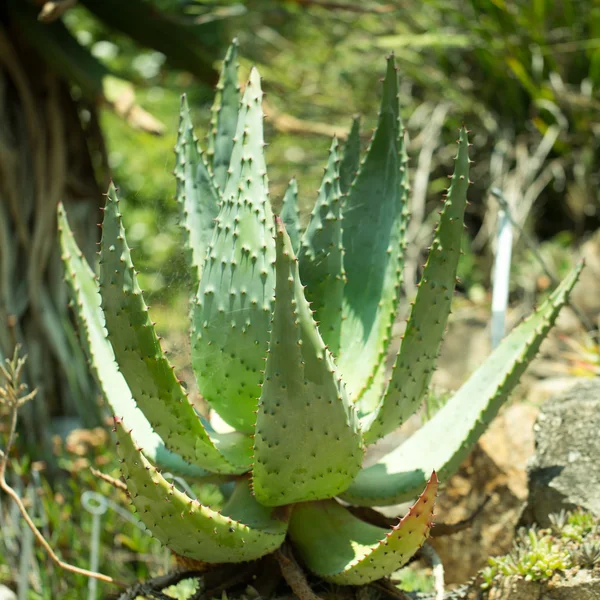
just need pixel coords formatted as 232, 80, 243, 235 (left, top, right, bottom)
430, 496, 490, 537
37, 0, 78, 22
370, 578, 411, 600
191, 562, 257, 600
419, 544, 444, 600
90, 467, 129, 492
473, 127, 563, 253
264, 100, 349, 140
345, 496, 490, 537
285, 0, 395, 13
275, 543, 323, 600
0, 347, 124, 588
0, 418, 123, 587
116, 569, 205, 600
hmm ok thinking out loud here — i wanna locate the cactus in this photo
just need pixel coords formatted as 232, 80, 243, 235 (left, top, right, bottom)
59, 44, 581, 586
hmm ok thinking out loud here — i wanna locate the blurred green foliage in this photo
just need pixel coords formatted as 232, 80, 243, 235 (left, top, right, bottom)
0, 429, 224, 598
60, 0, 599, 308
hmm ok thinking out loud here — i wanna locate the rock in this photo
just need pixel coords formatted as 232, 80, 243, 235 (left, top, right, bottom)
521, 378, 600, 527
0, 585, 16, 600
429, 404, 538, 584
487, 570, 600, 600
478, 403, 539, 499
549, 570, 600, 600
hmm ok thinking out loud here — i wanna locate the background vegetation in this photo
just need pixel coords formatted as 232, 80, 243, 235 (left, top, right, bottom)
80, 0, 600, 303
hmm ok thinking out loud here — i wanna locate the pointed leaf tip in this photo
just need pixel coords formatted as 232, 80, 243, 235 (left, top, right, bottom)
362, 126, 469, 443
248, 66, 262, 85
207, 39, 240, 188
175, 95, 220, 285
115, 424, 286, 563
339, 54, 406, 403
99, 185, 247, 473
280, 178, 301, 253
289, 472, 437, 584
193, 64, 275, 432
253, 205, 362, 506
345, 264, 581, 506
299, 136, 345, 354
59, 207, 207, 476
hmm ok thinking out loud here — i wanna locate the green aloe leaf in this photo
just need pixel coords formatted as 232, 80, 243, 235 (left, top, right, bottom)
339, 115, 361, 194
280, 178, 301, 254
206, 39, 240, 190
298, 137, 345, 354
355, 359, 388, 416
362, 127, 471, 443
99, 184, 251, 474
58, 204, 205, 477
191, 68, 276, 433
338, 55, 409, 402
252, 219, 363, 507
114, 419, 287, 563
342, 264, 582, 506
288, 472, 437, 584
175, 95, 220, 288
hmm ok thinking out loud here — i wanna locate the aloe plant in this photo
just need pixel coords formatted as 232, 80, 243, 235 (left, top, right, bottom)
59, 43, 580, 585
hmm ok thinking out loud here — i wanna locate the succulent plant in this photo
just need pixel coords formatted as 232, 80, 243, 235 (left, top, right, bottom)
573, 541, 600, 569
58, 41, 581, 585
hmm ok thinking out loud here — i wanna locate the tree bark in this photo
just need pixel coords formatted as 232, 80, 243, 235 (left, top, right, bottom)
0, 12, 106, 460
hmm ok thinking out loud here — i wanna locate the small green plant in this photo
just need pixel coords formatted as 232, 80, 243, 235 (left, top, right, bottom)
560, 508, 598, 543
59, 41, 580, 586
560, 333, 600, 378
548, 509, 570, 532
488, 528, 571, 583
573, 541, 600, 569
482, 510, 600, 591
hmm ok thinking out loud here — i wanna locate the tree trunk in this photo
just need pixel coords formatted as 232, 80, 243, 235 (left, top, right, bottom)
0, 11, 105, 460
